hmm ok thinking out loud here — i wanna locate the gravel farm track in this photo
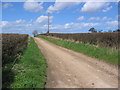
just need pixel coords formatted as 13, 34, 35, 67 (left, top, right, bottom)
34, 37, 118, 88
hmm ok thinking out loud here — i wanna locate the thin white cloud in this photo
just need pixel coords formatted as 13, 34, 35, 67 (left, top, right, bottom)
77, 16, 85, 21
23, 0, 43, 12
102, 16, 112, 21
47, 0, 80, 13
105, 20, 118, 30
102, 6, 112, 12
2, 3, 13, 8
16, 19, 25, 23
0, 21, 8, 28
47, 22, 100, 33
89, 17, 100, 21
64, 22, 100, 30
88, 16, 112, 21
81, 2, 107, 13
106, 20, 118, 27
2, 20, 44, 35
36, 15, 53, 24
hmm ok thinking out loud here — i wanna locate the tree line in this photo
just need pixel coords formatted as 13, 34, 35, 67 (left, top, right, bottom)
32, 28, 120, 37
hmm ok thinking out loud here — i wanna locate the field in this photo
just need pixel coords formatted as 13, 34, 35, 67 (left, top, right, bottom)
38, 35, 119, 65
2, 34, 47, 88
2, 32, 119, 88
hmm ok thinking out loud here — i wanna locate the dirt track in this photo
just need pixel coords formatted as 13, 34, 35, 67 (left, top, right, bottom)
34, 37, 118, 88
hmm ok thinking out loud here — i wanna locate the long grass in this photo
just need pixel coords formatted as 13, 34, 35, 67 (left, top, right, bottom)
9, 38, 47, 88
39, 36, 119, 65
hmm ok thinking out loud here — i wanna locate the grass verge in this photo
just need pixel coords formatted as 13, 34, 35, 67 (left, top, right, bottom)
38, 36, 119, 65
9, 37, 47, 88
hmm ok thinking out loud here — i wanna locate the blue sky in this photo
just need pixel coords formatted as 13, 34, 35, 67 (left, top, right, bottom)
1, 1, 118, 36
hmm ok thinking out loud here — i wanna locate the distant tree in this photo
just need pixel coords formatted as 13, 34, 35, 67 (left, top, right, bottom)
32, 30, 38, 37
113, 29, 120, 32
89, 27, 97, 33
98, 30, 103, 32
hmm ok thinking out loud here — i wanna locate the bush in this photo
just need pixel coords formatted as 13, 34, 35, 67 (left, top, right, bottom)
2, 34, 29, 88
2, 34, 29, 65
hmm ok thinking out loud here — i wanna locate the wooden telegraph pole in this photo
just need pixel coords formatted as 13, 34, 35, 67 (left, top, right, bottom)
47, 13, 50, 33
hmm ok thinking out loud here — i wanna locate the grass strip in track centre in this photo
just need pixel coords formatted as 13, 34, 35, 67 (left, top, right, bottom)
38, 36, 119, 65
10, 37, 47, 88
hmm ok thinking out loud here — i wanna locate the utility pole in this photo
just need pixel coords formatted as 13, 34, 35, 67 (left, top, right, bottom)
47, 12, 50, 33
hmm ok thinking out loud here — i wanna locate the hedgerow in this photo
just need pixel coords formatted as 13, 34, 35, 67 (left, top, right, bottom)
2, 34, 28, 65
44, 32, 119, 49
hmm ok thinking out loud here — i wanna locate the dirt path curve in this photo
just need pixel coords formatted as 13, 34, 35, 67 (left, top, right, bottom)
34, 37, 118, 88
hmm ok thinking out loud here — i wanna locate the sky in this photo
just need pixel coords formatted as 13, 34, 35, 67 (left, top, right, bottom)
1, 0, 118, 36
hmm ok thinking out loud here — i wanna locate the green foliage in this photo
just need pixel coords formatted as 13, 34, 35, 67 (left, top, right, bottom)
39, 36, 119, 65
10, 38, 47, 88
